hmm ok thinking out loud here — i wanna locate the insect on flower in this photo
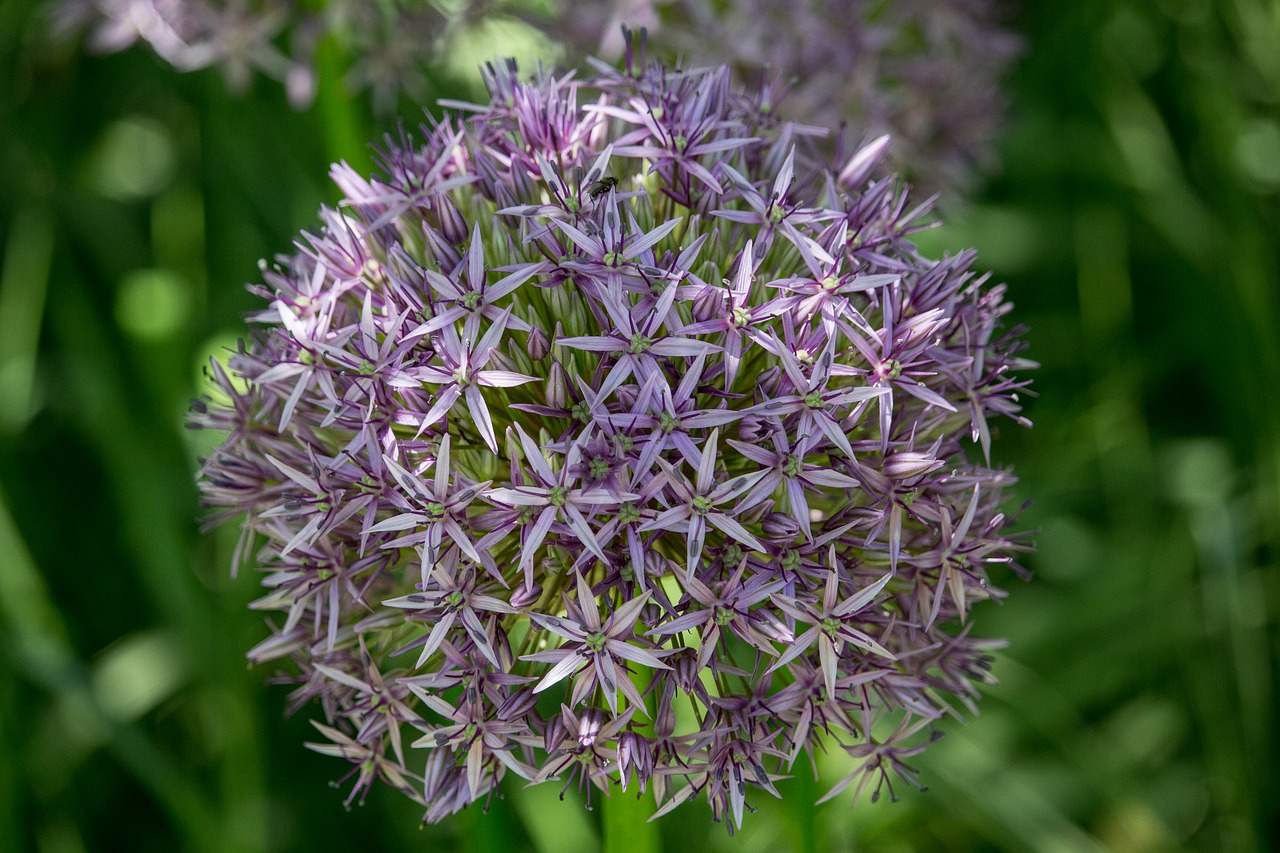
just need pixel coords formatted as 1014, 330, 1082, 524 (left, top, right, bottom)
585, 175, 620, 199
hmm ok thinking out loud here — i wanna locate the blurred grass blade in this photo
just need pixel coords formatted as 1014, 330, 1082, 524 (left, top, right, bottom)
0, 207, 53, 435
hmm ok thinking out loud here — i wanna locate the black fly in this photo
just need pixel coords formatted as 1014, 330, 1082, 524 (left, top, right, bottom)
585, 176, 619, 199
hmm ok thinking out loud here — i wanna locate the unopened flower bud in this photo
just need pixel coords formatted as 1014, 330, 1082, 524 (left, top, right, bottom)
511, 582, 543, 609
617, 731, 654, 793
546, 362, 567, 410
692, 284, 725, 322
526, 325, 551, 360
761, 512, 801, 539
883, 451, 944, 480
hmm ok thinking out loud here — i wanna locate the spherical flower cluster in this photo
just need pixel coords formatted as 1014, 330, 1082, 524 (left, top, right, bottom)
193, 42, 1033, 830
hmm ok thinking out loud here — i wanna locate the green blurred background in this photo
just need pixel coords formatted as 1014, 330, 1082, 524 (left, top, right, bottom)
1, 0, 1278, 850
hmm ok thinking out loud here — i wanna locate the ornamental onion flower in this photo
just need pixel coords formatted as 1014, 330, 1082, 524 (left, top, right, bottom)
192, 37, 1034, 831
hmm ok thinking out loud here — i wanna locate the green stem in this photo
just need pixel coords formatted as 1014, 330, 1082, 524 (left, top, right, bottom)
602, 785, 661, 853
312, 35, 371, 172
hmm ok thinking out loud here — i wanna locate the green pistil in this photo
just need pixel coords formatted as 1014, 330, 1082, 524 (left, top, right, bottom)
714, 606, 734, 626
425, 502, 447, 519
316, 568, 334, 581
722, 544, 745, 567
451, 366, 471, 387
565, 197, 580, 212
518, 506, 536, 525
445, 590, 464, 609
804, 391, 825, 409
571, 401, 591, 423
822, 274, 840, 292
768, 203, 785, 224
549, 485, 569, 507
821, 617, 842, 635
795, 348, 814, 365
589, 457, 610, 480
899, 488, 919, 507
619, 435, 634, 453
629, 333, 652, 354
882, 359, 903, 380
673, 135, 687, 151
616, 503, 642, 526
357, 360, 377, 375
316, 500, 332, 513
461, 292, 481, 310
603, 251, 623, 267
780, 549, 801, 572
659, 411, 679, 433
692, 495, 714, 516
782, 454, 802, 478
585, 632, 608, 653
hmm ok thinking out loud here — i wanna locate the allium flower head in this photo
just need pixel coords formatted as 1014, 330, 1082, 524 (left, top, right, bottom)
194, 38, 1034, 831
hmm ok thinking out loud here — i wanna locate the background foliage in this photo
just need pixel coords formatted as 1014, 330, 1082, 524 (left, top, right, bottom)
1, 0, 1277, 850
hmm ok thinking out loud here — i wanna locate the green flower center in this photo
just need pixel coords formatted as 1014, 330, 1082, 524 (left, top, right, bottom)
659, 411, 679, 433
549, 486, 568, 507
822, 274, 840, 292
616, 503, 642, 526
803, 391, 825, 409
692, 495, 714, 515
882, 358, 903, 380
571, 401, 591, 423
589, 457, 610, 480
629, 333, 652, 354
780, 549, 802, 572
821, 617, 842, 635
585, 632, 608, 653
461, 292, 481, 310
603, 251, 623, 267
445, 590, 464, 609
782, 454, 802, 478
426, 502, 447, 519
731, 306, 752, 327
713, 605, 734, 626
722, 544, 745, 567
795, 348, 814, 365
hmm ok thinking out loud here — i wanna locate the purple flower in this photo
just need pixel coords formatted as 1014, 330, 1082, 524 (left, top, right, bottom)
194, 39, 1034, 832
